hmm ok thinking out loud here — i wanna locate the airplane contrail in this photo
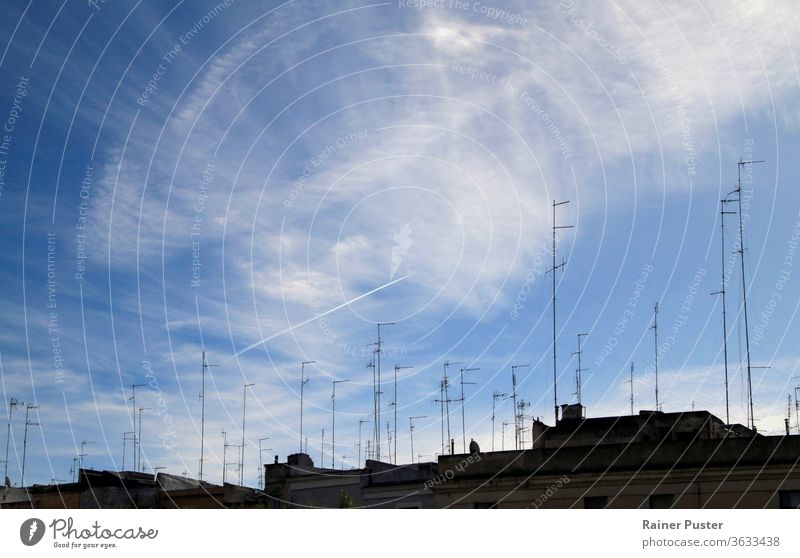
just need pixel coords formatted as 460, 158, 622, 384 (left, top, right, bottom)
221, 275, 409, 364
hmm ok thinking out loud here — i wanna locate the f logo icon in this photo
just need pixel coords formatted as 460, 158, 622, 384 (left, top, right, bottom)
19, 518, 45, 546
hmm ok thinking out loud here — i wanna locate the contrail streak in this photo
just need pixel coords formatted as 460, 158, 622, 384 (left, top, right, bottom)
222, 275, 409, 364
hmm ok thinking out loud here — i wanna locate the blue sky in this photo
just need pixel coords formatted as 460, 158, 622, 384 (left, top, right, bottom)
1, 0, 800, 487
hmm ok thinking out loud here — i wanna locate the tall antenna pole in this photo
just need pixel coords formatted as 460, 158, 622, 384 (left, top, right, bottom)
222, 429, 228, 483
258, 437, 270, 489
358, 419, 370, 467
375, 322, 395, 462
491, 391, 507, 451
626, 363, 634, 415
79, 440, 94, 471
129, 384, 144, 473
393, 365, 412, 463
138, 407, 151, 472
516, 399, 531, 447
714, 202, 736, 425
199, 351, 220, 482
502, 421, 512, 451
240, 383, 254, 485
331, 379, 349, 468
651, 302, 660, 411
386, 421, 392, 463
20, 404, 39, 486
300, 361, 314, 452
734, 158, 764, 430
511, 364, 529, 449
3, 397, 20, 485
439, 380, 444, 454
409, 416, 426, 463
573, 333, 589, 407
795, 385, 800, 434
200, 352, 206, 481
459, 366, 479, 452
70, 457, 80, 483
442, 361, 459, 454
550, 200, 573, 424
122, 432, 134, 471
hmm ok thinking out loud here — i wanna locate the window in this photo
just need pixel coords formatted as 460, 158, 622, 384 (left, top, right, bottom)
779, 490, 800, 509
584, 496, 608, 509
649, 494, 674, 509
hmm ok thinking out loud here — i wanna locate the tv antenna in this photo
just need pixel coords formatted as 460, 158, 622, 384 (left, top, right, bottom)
625, 363, 634, 415
548, 199, 573, 423
433, 361, 460, 454
712, 200, 736, 425
511, 364, 529, 449
357, 418, 371, 467
20, 404, 39, 486
128, 384, 145, 473
122, 431, 135, 471
199, 350, 220, 482
78, 439, 94, 475
573, 333, 589, 406
491, 391, 508, 451
459, 366, 479, 453
137, 407, 152, 472
651, 302, 660, 411
3, 397, 22, 485
331, 379, 350, 467
794, 384, 800, 434
409, 415, 426, 463
258, 437, 271, 489
374, 322, 395, 462
516, 399, 531, 448
731, 158, 765, 429
392, 364, 413, 463
300, 361, 315, 452
222, 429, 229, 483
240, 383, 255, 485
502, 421, 513, 451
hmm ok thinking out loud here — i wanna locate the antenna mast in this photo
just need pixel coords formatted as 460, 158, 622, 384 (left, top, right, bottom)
626, 363, 634, 415
434, 361, 460, 455
358, 419, 370, 467
3, 397, 21, 485
651, 302, 660, 411
199, 351, 220, 481
20, 404, 39, 486
393, 365, 412, 463
550, 200, 573, 423
459, 366, 479, 452
409, 415, 426, 463
511, 364, 529, 449
129, 384, 145, 474
491, 391, 508, 452
795, 385, 800, 434
714, 202, 736, 425
300, 361, 314, 452
331, 379, 349, 468
375, 322, 395, 462
573, 333, 589, 407
734, 158, 764, 430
